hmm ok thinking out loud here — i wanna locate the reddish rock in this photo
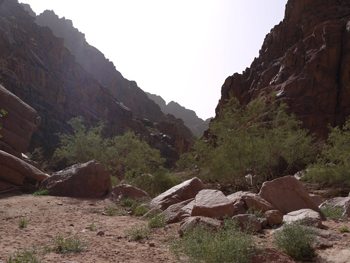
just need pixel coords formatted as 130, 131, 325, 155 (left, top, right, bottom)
191, 189, 235, 219
232, 214, 262, 233
150, 177, 204, 210
310, 194, 324, 207
110, 184, 149, 201
215, 0, 350, 138
179, 216, 222, 236
0, 150, 48, 186
228, 191, 274, 212
265, 210, 283, 226
283, 209, 322, 227
41, 161, 111, 198
232, 200, 247, 216
162, 198, 194, 224
259, 176, 321, 214
0, 85, 40, 156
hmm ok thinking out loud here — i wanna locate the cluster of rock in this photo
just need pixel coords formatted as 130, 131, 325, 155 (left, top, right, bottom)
148, 176, 349, 235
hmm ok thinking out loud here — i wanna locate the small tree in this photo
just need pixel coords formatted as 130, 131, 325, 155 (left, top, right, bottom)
53, 117, 165, 179
186, 96, 315, 187
306, 119, 350, 187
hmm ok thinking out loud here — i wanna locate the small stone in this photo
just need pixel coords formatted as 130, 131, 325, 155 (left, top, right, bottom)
97, 231, 105, 236
149, 242, 155, 247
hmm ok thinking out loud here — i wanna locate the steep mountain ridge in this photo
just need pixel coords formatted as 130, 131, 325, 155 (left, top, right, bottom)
217, 0, 350, 137
0, 0, 192, 166
146, 92, 210, 137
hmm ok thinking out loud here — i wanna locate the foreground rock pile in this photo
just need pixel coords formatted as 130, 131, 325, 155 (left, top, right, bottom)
150, 176, 349, 235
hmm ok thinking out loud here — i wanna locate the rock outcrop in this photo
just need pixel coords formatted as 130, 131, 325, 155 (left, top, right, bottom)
216, 0, 350, 137
0, 150, 48, 193
41, 160, 111, 198
146, 92, 211, 137
0, 0, 192, 167
0, 84, 40, 157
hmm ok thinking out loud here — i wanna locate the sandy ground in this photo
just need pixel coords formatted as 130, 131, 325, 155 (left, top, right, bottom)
0, 195, 178, 263
1, 194, 350, 263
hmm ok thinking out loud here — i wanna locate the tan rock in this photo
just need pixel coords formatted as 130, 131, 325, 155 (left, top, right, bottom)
150, 177, 204, 210
192, 189, 235, 219
162, 198, 194, 224
179, 216, 222, 236
264, 210, 283, 226
283, 209, 322, 227
41, 160, 111, 198
111, 184, 149, 201
259, 176, 321, 214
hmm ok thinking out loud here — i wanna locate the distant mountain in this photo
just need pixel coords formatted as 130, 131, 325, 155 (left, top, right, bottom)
215, 0, 350, 138
0, 0, 193, 167
146, 92, 210, 137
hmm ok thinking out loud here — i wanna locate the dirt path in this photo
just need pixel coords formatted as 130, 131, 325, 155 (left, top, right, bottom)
0, 195, 177, 263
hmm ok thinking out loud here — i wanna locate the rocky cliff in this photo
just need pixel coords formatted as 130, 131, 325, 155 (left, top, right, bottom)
146, 92, 210, 137
0, 0, 192, 166
217, 0, 350, 137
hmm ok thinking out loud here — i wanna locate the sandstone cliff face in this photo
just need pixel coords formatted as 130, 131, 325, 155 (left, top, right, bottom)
0, 0, 192, 166
217, 0, 350, 137
146, 92, 210, 137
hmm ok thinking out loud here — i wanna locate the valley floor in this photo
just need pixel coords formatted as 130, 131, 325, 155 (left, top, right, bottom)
0, 195, 177, 263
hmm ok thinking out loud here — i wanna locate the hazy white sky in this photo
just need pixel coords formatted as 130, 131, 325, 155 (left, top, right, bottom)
19, 0, 287, 119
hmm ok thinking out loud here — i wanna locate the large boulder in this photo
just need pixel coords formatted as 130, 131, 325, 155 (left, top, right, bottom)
0, 85, 40, 156
0, 150, 48, 192
191, 189, 235, 219
41, 161, 111, 198
265, 210, 283, 226
150, 177, 204, 210
320, 197, 350, 217
259, 176, 321, 214
110, 184, 149, 201
283, 209, 322, 227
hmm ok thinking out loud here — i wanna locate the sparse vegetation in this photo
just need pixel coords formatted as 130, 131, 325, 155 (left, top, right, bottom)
181, 96, 315, 187
321, 205, 344, 220
133, 205, 149, 217
148, 214, 166, 229
171, 220, 254, 263
306, 119, 350, 187
52, 235, 85, 254
7, 249, 41, 263
274, 223, 315, 261
32, 189, 49, 196
87, 222, 97, 231
126, 225, 150, 241
18, 217, 29, 229
104, 204, 126, 216
338, 225, 350, 233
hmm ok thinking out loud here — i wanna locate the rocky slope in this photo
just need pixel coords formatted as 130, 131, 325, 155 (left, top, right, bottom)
0, 0, 192, 166
217, 0, 350, 137
146, 92, 210, 137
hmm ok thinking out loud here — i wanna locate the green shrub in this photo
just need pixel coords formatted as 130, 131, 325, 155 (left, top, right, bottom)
320, 205, 344, 220
53, 117, 165, 178
128, 171, 180, 197
87, 223, 97, 231
171, 219, 254, 263
7, 249, 41, 263
18, 217, 28, 229
133, 205, 149, 217
148, 214, 166, 229
104, 204, 126, 216
126, 226, 150, 241
338, 225, 350, 233
306, 119, 350, 187
184, 96, 315, 187
52, 235, 85, 254
32, 189, 49, 196
274, 223, 315, 261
